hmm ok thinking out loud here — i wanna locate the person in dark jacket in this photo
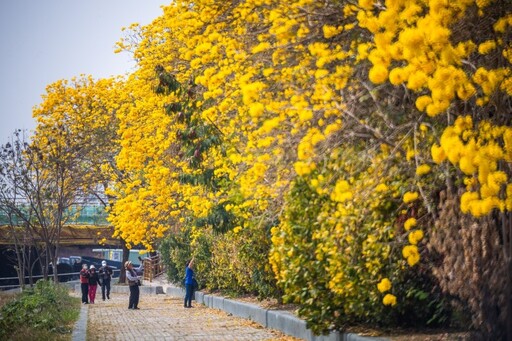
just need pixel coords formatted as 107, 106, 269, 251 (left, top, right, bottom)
88, 265, 100, 304
125, 261, 141, 309
99, 260, 113, 301
184, 258, 195, 308
79, 264, 90, 304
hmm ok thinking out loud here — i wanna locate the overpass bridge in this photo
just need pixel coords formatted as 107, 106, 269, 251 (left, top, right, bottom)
0, 205, 118, 246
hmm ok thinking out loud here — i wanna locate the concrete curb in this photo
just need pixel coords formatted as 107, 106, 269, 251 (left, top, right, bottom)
71, 303, 88, 341
166, 286, 186, 298
224, 298, 267, 327
267, 309, 312, 340
63, 280, 80, 290
164, 286, 387, 341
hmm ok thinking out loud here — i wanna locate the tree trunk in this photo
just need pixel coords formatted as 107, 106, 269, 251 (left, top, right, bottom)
14, 246, 25, 290
505, 213, 512, 341
507, 259, 512, 341
5, 216, 28, 290
52, 255, 59, 283
118, 241, 129, 284
47, 243, 57, 283
11, 231, 26, 290
54, 227, 62, 284
39, 247, 48, 281
29, 254, 38, 287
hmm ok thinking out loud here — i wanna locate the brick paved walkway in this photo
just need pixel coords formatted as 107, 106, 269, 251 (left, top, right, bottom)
79, 292, 296, 341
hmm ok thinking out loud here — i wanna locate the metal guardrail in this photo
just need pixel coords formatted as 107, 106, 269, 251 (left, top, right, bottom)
0, 204, 109, 226
0, 269, 122, 289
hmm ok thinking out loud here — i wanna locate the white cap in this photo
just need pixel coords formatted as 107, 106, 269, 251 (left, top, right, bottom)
102, 260, 107, 266
90, 265, 95, 269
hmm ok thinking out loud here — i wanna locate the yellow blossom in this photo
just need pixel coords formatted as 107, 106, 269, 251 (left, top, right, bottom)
415, 96, 432, 112
478, 40, 497, 55
403, 191, 419, 204
402, 244, 420, 266
407, 70, 428, 90
377, 278, 392, 293
408, 229, 424, 245
383, 294, 397, 306
249, 102, 265, 118
375, 183, 388, 192
330, 180, 353, 202
431, 144, 446, 164
415, 164, 431, 176
369, 64, 388, 84
403, 218, 417, 231
322, 25, 342, 39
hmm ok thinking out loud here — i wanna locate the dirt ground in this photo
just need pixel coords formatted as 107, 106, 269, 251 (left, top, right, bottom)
384, 331, 471, 340
0, 292, 17, 308
226, 294, 471, 341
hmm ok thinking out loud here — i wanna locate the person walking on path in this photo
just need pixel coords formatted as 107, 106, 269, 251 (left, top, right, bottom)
125, 260, 141, 309
184, 258, 196, 308
79, 264, 90, 304
88, 265, 100, 304
99, 260, 113, 301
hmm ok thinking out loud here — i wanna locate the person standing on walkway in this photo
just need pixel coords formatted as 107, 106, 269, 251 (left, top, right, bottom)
125, 260, 141, 309
184, 258, 195, 308
79, 264, 90, 304
88, 265, 100, 304
99, 260, 113, 301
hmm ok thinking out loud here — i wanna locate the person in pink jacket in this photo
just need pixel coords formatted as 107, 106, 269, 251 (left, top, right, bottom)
88, 265, 100, 304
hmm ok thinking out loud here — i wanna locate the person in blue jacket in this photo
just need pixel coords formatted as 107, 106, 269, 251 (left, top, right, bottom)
184, 258, 195, 308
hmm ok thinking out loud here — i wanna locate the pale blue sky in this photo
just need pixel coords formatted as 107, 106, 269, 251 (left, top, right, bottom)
0, 0, 168, 144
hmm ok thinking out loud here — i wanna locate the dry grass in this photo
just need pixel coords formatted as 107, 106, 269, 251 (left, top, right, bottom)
385, 330, 472, 341
4, 325, 73, 341
0, 291, 18, 309
202, 292, 473, 340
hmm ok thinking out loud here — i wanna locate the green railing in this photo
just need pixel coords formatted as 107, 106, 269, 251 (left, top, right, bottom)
66, 205, 109, 225
0, 204, 109, 226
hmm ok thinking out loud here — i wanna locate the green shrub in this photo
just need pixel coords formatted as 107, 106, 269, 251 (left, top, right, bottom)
160, 225, 213, 289
270, 145, 450, 334
161, 222, 279, 298
234, 222, 280, 298
160, 228, 191, 285
0, 280, 80, 340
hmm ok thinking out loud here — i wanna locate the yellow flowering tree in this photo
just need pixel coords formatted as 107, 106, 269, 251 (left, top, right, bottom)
30, 0, 511, 336
28, 76, 124, 282
109, 0, 452, 330
353, 0, 512, 337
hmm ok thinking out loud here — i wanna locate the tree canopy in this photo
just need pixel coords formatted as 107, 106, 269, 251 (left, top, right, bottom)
21, 0, 512, 338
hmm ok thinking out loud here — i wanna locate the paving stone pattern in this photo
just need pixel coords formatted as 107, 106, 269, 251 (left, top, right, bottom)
81, 292, 295, 341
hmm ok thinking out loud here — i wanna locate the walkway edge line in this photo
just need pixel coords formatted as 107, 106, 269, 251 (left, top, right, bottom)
71, 303, 88, 341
